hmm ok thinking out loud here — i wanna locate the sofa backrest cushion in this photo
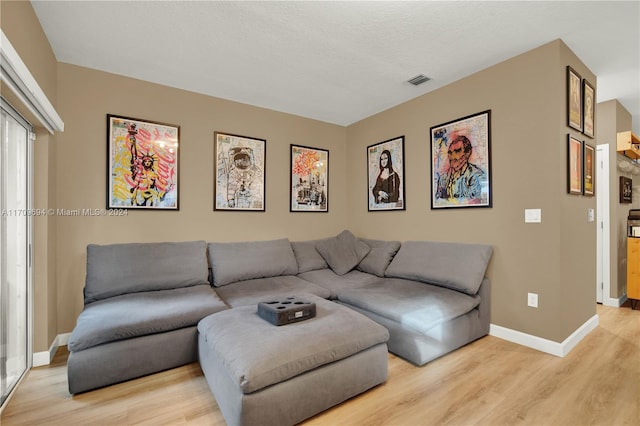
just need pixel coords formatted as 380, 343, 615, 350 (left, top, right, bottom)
84, 240, 209, 304
208, 239, 298, 287
385, 241, 493, 295
291, 239, 329, 273
315, 230, 371, 276
356, 238, 401, 277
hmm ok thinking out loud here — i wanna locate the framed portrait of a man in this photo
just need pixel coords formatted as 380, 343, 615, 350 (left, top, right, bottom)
430, 111, 492, 209
367, 136, 405, 211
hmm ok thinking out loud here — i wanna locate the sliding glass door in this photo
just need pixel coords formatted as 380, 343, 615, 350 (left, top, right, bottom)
0, 98, 32, 407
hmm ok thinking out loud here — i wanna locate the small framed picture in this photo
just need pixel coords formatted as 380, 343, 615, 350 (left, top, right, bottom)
620, 176, 633, 203
290, 145, 329, 212
430, 111, 491, 209
214, 132, 266, 211
583, 79, 595, 138
567, 66, 582, 131
583, 143, 595, 196
107, 114, 179, 210
367, 136, 405, 211
567, 135, 583, 195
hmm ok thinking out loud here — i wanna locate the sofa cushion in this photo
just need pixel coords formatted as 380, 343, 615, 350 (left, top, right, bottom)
68, 285, 228, 352
336, 278, 480, 335
197, 294, 389, 394
212, 275, 331, 307
297, 269, 381, 299
385, 241, 492, 295
291, 239, 329, 273
315, 230, 371, 275
208, 239, 298, 287
84, 241, 210, 304
356, 239, 401, 277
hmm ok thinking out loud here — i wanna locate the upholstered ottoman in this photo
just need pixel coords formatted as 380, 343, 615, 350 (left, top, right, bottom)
197, 294, 389, 426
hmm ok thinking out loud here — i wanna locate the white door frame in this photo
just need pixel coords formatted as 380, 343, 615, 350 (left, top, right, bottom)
596, 145, 616, 306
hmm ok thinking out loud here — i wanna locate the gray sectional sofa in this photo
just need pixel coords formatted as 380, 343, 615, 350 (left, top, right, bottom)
67, 230, 493, 399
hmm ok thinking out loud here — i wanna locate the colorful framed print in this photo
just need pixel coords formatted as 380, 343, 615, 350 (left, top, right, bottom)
567, 66, 583, 131
567, 135, 583, 195
367, 136, 405, 211
214, 132, 266, 211
620, 176, 633, 203
430, 111, 491, 209
107, 114, 179, 210
583, 79, 595, 138
290, 145, 329, 212
583, 143, 595, 196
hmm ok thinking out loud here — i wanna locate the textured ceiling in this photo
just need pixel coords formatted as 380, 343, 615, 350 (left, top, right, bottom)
31, 1, 640, 133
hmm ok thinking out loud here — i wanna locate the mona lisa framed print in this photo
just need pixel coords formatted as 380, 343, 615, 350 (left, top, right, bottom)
367, 136, 405, 211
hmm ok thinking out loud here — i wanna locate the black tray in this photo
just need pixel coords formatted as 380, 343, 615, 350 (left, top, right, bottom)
257, 297, 316, 326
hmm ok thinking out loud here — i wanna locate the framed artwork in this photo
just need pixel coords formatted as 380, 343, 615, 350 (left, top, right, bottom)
290, 145, 329, 212
430, 110, 491, 209
107, 114, 179, 210
620, 176, 633, 203
567, 135, 583, 195
567, 66, 582, 131
214, 132, 266, 211
582, 79, 595, 138
367, 136, 405, 211
583, 143, 595, 196
582, 143, 596, 196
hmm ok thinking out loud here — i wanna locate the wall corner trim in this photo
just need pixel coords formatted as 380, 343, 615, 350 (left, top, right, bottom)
32, 332, 71, 367
490, 314, 599, 357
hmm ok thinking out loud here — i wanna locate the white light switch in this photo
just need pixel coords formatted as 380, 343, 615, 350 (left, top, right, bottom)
588, 208, 595, 222
525, 209, 542, 223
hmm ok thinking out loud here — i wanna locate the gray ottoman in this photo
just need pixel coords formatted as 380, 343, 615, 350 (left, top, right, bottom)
197, 294, 389, 426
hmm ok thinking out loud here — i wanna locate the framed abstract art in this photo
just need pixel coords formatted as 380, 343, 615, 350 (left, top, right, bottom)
214, 132, 266, 211
107, 114, 179, 210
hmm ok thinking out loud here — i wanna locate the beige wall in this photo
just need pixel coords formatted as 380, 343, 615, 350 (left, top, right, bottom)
597, 99, 636, 300
55, 64, 348, 332
1, 0, 59, 353
346, 40, 597, 342
6, 1, 604, 349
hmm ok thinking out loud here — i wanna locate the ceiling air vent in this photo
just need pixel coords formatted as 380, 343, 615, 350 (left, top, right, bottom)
407, 74, 431, 86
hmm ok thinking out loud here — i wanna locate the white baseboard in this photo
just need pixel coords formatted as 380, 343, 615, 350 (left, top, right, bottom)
32, 332, 71, 367
490, 314, 599, 357
603, 294, 627, 307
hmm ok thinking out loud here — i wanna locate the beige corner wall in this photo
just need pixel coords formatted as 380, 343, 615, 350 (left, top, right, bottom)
55, 63, 348, 332
346, 40, 597, 343
1, 0, 59, 353
5, 0, 602, 348
597, 99, 635, 300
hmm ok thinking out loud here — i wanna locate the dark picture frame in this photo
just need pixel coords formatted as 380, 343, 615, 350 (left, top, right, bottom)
290, 145, 329, 212
567, 66, 583, 131
367, 136, 406, 211
107, 114, 179, 210
582, 79, 595, 138
214, 131, 266, 211
583, 143, 595, 196
620, 176, 633, 203
567, 135, 583, 195
430, 110, 492, 209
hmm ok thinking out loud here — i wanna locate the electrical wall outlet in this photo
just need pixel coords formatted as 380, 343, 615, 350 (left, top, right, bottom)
527, 292, 539, 308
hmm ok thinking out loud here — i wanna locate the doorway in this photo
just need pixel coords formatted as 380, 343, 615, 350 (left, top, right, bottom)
0, 98, 33, 407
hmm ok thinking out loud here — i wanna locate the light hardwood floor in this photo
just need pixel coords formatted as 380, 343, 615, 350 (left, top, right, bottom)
2, 304, 638, 426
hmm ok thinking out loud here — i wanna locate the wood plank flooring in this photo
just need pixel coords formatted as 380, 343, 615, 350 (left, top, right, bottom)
2, 304, 638, 425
